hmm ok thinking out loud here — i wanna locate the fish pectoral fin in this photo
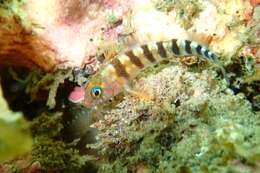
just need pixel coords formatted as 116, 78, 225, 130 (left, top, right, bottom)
123, 81, 137, 96
123, 82, 154, 102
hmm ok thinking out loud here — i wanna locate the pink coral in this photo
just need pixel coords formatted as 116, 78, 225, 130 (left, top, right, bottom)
23, 0, 133, 69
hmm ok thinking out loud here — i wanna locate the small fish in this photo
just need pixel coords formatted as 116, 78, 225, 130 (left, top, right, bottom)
84, 38, 229, 108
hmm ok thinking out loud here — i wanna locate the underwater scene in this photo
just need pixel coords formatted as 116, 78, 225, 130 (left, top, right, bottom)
0, 0, 259, 172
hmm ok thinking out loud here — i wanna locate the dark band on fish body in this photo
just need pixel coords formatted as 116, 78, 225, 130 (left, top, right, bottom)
125, 50, 144, 68
196, 45, 202, 55
156, 41, 167, 58
204, 49, 209, 59
141, 44, 156, 62
185, 40, 192, 54
171, 39, 180, 55
111, 58, 130, 78
210, 53, 216, 60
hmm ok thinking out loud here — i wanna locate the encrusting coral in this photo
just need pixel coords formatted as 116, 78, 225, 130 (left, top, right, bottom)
90, 64, 259, 173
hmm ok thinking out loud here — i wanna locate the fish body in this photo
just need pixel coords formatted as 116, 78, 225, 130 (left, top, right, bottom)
84, 38, 228, 108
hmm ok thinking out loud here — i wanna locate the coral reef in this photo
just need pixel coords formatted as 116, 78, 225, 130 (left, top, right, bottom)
0, 0, 58, 70
153, 0, 203, 29
91, 65, 259, 173
0, 0, 259, 172
0, 0, 134, 69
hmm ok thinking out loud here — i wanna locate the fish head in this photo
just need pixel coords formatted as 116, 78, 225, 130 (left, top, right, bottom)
84, 74, 123, 108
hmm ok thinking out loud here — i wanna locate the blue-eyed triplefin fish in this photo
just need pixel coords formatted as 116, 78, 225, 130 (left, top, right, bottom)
84, 38, 229, 108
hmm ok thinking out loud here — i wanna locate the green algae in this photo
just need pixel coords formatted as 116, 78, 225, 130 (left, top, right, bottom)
0, 86, 32, 162
46, 69, 73, 109
8, 68, 53, 102
0, 0, 29, 29
7, 68, 73, 109
1, 68, 93, 171
106, 10, 118, 26
31, 112, 90, 172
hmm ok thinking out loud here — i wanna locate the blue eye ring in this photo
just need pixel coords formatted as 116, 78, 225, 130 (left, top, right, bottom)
90, 86, 103, 98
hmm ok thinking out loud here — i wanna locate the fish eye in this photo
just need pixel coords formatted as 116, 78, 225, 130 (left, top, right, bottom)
90, 86, 103, 98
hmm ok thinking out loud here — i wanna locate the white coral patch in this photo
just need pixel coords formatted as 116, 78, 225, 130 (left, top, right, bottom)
131, 0, 188, 44
189, 0, 247, 58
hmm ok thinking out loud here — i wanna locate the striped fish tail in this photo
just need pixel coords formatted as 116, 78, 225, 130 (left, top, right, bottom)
169, 39, 229, 85
209, 53, 230, 86
170, 39, 215, 60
